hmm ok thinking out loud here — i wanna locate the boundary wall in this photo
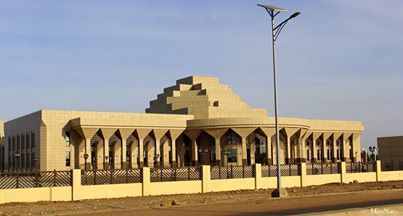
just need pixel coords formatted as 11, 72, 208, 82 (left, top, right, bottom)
2, 161, 403, 204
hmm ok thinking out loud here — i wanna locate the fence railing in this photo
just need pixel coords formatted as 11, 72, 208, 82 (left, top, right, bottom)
211, 165, 255, 179
346, 162, 376, 173
261, 164, 299, 177
81, 169, 142, 185
382, 161, 403, 171
150, 167, 201, 182
0, 170, 72, 189
307, 163, 339, 175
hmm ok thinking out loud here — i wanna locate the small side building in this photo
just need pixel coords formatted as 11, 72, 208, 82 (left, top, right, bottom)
0, 120, 4, 171
378, 136, 403, 170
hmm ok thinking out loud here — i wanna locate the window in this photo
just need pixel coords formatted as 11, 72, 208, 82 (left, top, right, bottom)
213, 101, 219, 107
227, 148, 237, 163
65, 151, 71, 167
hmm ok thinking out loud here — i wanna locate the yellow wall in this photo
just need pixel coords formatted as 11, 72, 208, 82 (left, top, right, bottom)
0, 187, 71, 203
304, 174, 340, 186
3, 163, 403, 205
78, 183, 142, 200
206, 178, 255, 192
147, 181, 202, 196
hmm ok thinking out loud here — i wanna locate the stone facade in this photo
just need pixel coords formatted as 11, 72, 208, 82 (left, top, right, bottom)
378, 136, 403, 170
2, 76, 364, 171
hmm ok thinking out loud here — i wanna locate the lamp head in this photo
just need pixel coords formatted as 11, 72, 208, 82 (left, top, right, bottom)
289, 12, 301, 19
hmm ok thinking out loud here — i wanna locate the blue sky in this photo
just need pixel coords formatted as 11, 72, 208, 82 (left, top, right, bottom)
1, 0, 402, 148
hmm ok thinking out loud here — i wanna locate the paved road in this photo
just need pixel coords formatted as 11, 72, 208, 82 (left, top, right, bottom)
80, 189, 403, 216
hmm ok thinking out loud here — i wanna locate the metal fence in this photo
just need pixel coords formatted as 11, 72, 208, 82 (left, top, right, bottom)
0, 170, 72, 189
261, 164, 299, 177
346, 162, 376, 173
211, 165, 255, 179
81, 169, 142, 185
306, 163, 339, 175
382, 161, 403, 171
151, 167, 201, 182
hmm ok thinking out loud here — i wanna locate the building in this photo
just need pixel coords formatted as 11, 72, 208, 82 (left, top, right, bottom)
378, 136, 403, 170
0, 120, 4, 170
2, 76, 364, 171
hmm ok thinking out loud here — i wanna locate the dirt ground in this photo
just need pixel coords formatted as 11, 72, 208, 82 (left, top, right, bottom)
1, 181, 403, 216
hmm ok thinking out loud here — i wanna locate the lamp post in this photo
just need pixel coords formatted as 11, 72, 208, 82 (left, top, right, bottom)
258, 3, 300, 198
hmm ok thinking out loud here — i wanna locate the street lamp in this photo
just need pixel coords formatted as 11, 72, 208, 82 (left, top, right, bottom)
258, 3, 300, 198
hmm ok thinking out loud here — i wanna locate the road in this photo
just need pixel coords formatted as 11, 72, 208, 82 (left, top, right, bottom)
79, 189, 403, 216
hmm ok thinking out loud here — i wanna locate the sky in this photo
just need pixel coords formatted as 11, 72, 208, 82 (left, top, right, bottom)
0, 0, 402, 149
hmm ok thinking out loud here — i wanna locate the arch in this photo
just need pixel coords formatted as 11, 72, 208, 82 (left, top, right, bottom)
221, 129, 242, 166
160, 132, 172, 168
127, 133, 139, 168
247, 128, 267, 165
197, 131, 215, 166
176, 134, 192, 167
143, 131, 156, 167
89, 130, 104, 170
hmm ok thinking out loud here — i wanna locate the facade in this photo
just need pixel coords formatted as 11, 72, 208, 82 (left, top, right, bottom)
3, 76, 364, 171
0, 120, 4, 170
378, 136, 403, 170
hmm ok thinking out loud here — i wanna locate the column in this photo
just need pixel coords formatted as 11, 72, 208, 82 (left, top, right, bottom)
342, 134, 351, 162
155, 139, 161, 167
286, 136, 291, 164
241, 136, 247, 165
96, 140, 104, 169
169, 129, 184, 168
130, 139, 139, 168
332, 135, 337, 162
250, 141, 255, 165
138, 138, 144, 167
191, 138, 198, 166
85, 138, 92, 170
114, 140, 121, 169
121, 138, 127, 169
323, 136, 328, 161
266, 135, 272, 165
312, 137, 317, 162
103, 138, 110, 169
215, 137, 221, 166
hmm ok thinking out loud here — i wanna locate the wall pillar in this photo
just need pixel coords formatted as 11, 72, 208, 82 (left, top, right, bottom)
255, 163, 262, 189
340, 161, 346, 183
376, 160, 381, 182
300, 162, 306, 187
142, 167, 150, 196
185, 130, 201, 166
72, 169, 81, 201
202, 165, 211, 193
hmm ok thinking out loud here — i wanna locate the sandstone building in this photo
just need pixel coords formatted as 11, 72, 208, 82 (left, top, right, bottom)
378, 136, 403, 170
2, 76, 364, 171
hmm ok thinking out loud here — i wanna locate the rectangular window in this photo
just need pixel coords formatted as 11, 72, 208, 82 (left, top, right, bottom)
227, 148, 237, 163
31, 133, 35, 149
65, 151, 71, 167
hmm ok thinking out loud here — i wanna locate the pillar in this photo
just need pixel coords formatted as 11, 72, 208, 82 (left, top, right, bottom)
323, 133, 331, 162
136, 129, 152, 168
130, 139, 139, 168
250, 141, 255, 165
85, 138, 92, 170
169, 129, 184, 168
376, 160, 381, 182
153, 129, 168, 168
286, 136, 291, 164
231, 128, 255, 166
342, 134, 351, 162
241, 136, 247, 165
332, 135, 337, 162
215, 138, 221, 165
352, 133, 361, 162
312, 137, 317, 162
103, 137, 110, 169
96, 140, 104, 169
121, 138, 127, 169
119, 128, 135, 170
300, 162, 306, 187
255, 163, 262, 189
113, 140, 122, 169
191, 138, 198, 166
185, 130, 201, 166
